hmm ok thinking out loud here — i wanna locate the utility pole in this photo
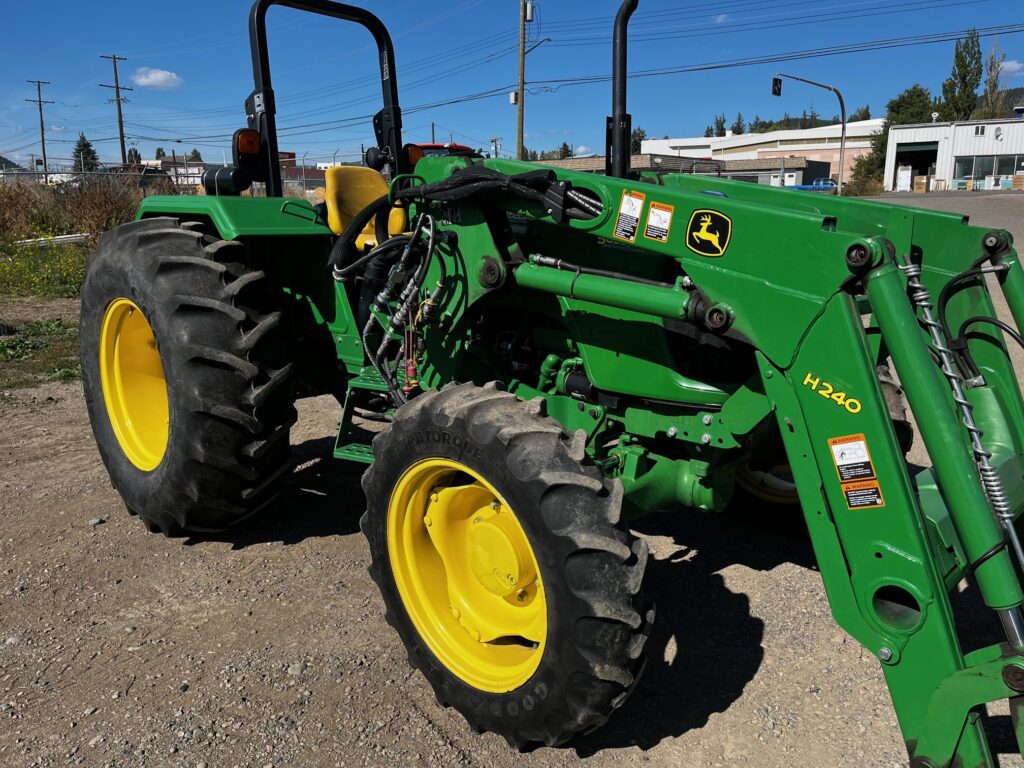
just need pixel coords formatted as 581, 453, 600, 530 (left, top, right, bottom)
431, 122, 436, 143
25, 80, 53, 184
516, 0, 526, 159
490, 137, 502, 159
100, 54, 132, 165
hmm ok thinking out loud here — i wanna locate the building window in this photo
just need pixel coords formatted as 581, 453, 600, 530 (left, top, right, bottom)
1017, 156, 1024, 175
974, 125, 986, 136
996, 155, 1017, 176
954, 156, 975, 179
975, 156, 995, 178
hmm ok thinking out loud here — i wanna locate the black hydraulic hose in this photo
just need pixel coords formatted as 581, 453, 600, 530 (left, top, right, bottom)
327, 193, 392, 271
957, 316, 1024, 354
936, 252, 1009, 377
335, 234, 410, 280
531, 254, 672, 287
420, 232, 448, 323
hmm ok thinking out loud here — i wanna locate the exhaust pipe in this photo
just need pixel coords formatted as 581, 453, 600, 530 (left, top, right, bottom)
607, 0, 638, 179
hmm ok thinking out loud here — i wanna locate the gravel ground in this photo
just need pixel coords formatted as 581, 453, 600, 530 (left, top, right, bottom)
0, 191, 1022, 768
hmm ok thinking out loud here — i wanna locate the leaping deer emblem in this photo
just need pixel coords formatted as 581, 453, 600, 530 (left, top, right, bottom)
691, 214, 724, 255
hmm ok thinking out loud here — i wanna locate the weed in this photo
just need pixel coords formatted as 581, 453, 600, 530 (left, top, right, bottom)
0, 244, 88, 298
0, 317, 80, 389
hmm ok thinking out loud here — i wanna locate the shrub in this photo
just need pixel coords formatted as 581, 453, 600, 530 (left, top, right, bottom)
0, 176, 144, 245
844, 177, 884, 197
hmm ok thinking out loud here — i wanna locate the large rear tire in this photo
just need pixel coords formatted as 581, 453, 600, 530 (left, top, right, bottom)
80, 218, 296, 534
361, 382, 653, 748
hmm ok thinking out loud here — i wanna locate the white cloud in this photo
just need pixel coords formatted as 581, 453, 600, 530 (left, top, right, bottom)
132, 67, 184, 89
713, 13, 729, 23
574, 144, 594, 156
49, 124, 66, 133
1001, 59, 1024, 77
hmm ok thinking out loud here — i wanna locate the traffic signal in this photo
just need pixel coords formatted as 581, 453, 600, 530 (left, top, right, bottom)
772, 76, 783, 97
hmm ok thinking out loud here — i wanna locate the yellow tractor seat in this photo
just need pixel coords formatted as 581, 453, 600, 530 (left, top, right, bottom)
324, 165, 407, 249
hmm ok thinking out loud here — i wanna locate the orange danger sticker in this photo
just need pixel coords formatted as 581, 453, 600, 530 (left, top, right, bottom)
841, 479, 885, 509
613, 190, 646, 242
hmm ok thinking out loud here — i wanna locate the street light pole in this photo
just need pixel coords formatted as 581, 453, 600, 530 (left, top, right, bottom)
772, 73, 847, 194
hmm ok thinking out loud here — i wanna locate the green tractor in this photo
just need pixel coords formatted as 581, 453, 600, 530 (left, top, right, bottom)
81, 0, 1024, 762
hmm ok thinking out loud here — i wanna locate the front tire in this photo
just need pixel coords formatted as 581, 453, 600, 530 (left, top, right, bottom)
80, 218, 296, 534
361, 382, 653, 747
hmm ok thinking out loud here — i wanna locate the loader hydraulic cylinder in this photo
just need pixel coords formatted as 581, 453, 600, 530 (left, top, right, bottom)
514, 260, 695, 321
866, 260, 1024, 614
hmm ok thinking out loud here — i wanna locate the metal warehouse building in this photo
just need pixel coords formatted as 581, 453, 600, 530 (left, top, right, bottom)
884, 111, 1024, 192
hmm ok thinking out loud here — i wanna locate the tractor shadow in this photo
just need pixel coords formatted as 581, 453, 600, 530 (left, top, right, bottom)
182, 435, 367, 549
573, 498, 815, 756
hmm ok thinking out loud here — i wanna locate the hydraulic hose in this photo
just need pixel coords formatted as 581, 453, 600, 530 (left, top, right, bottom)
328, 193, 394, 274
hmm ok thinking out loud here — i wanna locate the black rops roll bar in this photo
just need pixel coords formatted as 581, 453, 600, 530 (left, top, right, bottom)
247, 0, 407, 197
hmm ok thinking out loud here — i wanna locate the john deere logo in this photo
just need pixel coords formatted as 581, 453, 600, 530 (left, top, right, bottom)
685, 209, 732, 257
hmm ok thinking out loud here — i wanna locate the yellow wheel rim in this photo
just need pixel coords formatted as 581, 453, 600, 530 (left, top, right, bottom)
99, 298, 169, 471
387, 458, 547, 693
736, 463, 799, 505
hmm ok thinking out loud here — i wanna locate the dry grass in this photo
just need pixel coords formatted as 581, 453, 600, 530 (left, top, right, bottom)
0, 177, 144, 246
844, 177, 884, 197
0, 177, 148, 299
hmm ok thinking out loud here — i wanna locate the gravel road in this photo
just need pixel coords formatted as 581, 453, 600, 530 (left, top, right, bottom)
1, 191, 1022, 768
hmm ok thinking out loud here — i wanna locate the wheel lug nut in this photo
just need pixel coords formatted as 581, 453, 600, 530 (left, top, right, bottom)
450, 607, 460, 619
423, 515, 432, 527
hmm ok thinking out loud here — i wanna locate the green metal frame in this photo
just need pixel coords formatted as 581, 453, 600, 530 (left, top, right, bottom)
138, 154, 1024, 765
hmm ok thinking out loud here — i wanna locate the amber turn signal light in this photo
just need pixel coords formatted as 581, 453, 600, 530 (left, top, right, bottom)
235, 129, 261, 155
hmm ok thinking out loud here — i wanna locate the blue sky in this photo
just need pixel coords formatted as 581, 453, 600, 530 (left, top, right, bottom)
1, 0, 1021, 167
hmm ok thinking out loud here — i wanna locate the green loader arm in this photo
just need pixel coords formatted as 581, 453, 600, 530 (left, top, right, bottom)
399, 155, 1024, 767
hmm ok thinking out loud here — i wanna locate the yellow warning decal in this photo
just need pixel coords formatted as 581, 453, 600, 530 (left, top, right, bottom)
613, 189, 646, 242
828, 433, 884, 509
827, 433, 876, 483
644, 201, 674, 243
841, 479, 885, 509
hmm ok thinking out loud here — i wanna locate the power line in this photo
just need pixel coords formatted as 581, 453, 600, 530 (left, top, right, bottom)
100, 54, 132, 164
25, 80, 53, 184
531, 22, 1024, 86
547, 0, 986, 46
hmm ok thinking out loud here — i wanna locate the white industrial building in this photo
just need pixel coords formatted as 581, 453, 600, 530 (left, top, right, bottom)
642, 119, 884, 182
884, 112, 1024, 192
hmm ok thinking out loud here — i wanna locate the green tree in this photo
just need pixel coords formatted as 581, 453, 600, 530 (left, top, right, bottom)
712, 113, 727, 137
939, 29, 982, 120
749, 114, 764, 132
188, 148, 203, 162
126, 147, 141, 165
730, 112, 746, 135
703, 125, 714, 138
851, 84, 936, 186
630, 127, 647, 154
849, 105, 872, 121
557, 142, 573, 160
974, 40, 1007, 119
155, 147, 166, 160
72, 133, 100, 173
